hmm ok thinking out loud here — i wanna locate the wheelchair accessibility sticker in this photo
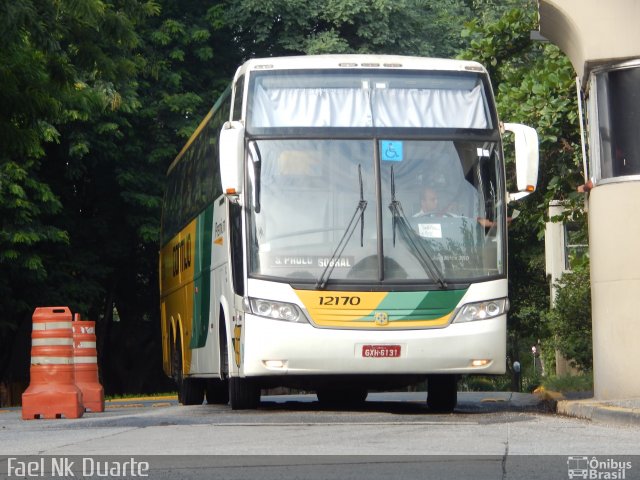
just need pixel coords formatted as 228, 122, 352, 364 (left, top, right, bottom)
381, 140, 403, 162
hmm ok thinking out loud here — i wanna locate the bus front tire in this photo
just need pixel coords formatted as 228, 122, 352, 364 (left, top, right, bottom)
426, 374, 458, 413
229, 377, 260, 410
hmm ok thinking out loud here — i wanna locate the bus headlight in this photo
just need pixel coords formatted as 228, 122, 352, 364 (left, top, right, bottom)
452, 298, 509, 323
248, 298, 307, 323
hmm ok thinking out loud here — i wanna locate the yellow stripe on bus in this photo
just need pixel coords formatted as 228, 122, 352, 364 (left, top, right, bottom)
295, 290, 455, 328
295, 290, 387, 323
160, 220, 197, 374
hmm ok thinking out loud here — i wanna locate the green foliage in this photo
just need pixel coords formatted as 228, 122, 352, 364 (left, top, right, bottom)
462, 10, 584, 235
223, 0, 474, 57
460, 375, 511, 392
460, 6, 533, 76
542, 373, 593, 393
548, 260, 592, 371
0, 0, 73, 280
0, 0, 244, 394
458, 3, 587, 372
0, 0, 162, 391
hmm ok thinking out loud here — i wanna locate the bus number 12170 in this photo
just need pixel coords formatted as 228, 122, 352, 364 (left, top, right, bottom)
319, 296, 361, 306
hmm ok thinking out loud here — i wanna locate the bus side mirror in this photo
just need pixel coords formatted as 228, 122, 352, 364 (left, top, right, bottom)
503, 123, 539, 202
219, 121, 245, 195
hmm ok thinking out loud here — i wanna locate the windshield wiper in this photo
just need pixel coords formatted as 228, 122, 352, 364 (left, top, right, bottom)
316, 165, 367, 289
389, 167, 447, 289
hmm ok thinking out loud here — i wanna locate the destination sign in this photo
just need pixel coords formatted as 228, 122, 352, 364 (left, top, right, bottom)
270, 256, 355, 268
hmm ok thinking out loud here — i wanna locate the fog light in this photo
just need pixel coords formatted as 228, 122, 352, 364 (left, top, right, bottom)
263, 360, 287, 369
471, 359, 490, 367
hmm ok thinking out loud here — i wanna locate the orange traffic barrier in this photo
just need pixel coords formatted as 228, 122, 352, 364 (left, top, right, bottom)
72, 314, 104, 412
22, 307, 84, 419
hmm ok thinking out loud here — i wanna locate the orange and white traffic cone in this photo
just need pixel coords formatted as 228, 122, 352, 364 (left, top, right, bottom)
72, 314, 104, 412
22, 307, 84, 419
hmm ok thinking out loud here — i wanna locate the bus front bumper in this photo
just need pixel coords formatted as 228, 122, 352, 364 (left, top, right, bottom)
241, 314, 506, 377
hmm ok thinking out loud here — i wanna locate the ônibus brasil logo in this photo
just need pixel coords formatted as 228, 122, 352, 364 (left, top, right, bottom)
567, 456, 632, 479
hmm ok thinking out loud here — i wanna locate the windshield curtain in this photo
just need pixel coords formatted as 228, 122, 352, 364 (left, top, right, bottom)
248, 70, 492, 130
246, 139, 505, 285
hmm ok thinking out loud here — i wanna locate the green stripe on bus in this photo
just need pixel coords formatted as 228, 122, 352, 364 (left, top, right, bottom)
191, 204, 214, 349
360, 289, 467, 322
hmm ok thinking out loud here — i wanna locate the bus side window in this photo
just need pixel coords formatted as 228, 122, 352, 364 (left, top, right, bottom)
232, 76, 244, 121
229, 202, 244, 296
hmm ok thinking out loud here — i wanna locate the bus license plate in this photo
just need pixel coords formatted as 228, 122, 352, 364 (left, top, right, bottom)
362, 345, 401, 358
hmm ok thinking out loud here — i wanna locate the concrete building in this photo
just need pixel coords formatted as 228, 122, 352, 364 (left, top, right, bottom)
539, 0, 640, 399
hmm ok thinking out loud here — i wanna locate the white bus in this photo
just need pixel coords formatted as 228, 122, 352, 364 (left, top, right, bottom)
160, 55, 538, 411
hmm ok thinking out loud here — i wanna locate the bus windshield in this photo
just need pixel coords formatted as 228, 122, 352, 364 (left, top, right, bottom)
247, 138, 505, 286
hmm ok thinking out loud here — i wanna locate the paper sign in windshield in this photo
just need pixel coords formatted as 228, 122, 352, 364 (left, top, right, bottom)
418, 223, 442, 239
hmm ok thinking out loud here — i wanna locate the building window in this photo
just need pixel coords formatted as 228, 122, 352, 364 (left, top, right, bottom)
590, 61, 640, 181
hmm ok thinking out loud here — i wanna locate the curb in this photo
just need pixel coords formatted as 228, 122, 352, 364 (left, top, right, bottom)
531, 387, 565, 413
104, 395, 178, 409
557, 399, 640, 427
106, 395, 177, 403
532, 388, 640, 425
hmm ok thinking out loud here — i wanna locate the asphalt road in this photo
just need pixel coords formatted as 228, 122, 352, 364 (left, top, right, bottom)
1, 392, 639, 480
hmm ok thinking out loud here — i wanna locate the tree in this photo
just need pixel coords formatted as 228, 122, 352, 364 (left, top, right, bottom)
35, 0, 240, 394
85, 0, 241, 394
0, 0, 162, 395
459, 3, 585, 372
0, 0, 107, 390
223, 0, 474, 57
548, 260, 592, 371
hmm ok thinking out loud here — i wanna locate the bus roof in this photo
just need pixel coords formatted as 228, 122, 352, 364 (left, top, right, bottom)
233, 55, 487, 82
167, 55, 489, 176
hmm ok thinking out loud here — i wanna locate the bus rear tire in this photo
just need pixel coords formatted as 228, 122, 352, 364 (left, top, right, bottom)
181, 378, 205, 405
426, 374, 458, 413
172, 337, 205, 405
229, 377, 260, 410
